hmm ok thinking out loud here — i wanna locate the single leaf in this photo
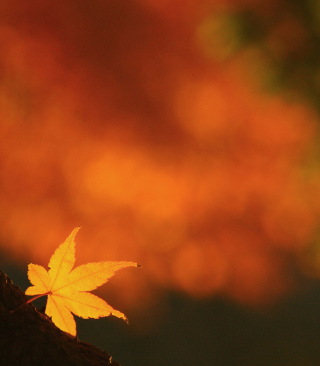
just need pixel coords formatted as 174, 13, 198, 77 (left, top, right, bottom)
25, 227, 139, 336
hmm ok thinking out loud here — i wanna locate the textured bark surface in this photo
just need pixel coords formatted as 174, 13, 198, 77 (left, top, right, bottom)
0, 270, 120, 365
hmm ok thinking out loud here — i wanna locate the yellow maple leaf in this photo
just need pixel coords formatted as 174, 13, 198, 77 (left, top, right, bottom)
25, 227, 140, 336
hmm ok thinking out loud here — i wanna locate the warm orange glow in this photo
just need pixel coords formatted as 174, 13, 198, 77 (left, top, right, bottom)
0, 0, 320, 312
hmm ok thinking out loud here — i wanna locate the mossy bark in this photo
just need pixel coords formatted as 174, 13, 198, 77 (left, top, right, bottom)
0, 270, 120, 366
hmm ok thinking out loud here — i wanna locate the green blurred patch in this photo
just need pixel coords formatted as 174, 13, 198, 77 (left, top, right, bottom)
196, 12, 247, 61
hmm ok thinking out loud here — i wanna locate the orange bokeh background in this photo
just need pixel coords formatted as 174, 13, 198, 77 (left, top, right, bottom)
1, 0, 320, 315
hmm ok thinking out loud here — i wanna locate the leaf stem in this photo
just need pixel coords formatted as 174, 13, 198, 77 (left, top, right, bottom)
10, 292, 50, 313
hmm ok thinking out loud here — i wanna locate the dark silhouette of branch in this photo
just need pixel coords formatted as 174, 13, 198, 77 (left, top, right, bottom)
0, 270, 120, 365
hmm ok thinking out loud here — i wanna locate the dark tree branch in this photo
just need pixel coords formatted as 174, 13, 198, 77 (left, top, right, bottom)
0, 270, 120, 365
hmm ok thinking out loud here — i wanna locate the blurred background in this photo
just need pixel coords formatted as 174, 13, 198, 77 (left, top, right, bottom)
2, 0, 320, 364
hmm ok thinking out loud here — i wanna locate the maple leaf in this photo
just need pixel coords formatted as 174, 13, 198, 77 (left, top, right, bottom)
25, 227, 140, 336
